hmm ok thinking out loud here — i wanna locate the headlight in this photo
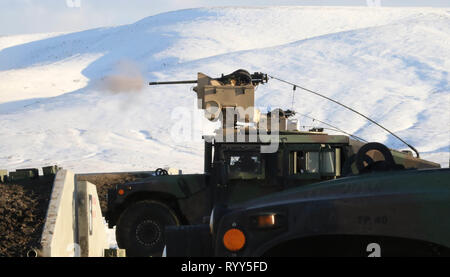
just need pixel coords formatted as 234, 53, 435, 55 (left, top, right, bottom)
256, 213, 276, 228
250, 212, 284, 229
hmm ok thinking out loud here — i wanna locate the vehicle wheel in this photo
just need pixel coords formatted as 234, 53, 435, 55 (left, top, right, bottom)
355, 142, 396, 173
116, 200, 180, 257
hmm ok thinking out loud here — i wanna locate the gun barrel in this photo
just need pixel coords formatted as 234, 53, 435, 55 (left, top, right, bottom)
149, 80, 197, 85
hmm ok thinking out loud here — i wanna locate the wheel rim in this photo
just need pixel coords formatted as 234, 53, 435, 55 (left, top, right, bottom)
135, 220, 162, 247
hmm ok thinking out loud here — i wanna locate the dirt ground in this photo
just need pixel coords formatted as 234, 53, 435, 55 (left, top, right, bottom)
0, 172, 141, 257
0, 176, 54, 257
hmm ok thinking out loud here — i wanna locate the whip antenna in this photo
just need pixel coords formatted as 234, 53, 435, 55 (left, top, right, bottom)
268, 74, 420, 158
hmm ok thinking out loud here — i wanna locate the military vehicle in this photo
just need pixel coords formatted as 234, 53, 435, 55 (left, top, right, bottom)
105, 69, 440, 257
165, 168, 450, 257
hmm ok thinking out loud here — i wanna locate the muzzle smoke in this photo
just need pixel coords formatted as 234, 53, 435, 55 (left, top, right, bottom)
97, 60, 144, 93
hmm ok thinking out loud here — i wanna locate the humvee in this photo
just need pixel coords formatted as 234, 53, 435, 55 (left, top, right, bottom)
105, 69, 440, 257
165, 167, 450, 257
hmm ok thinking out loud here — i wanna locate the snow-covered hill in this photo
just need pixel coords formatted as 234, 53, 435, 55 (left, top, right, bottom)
0, 6, 449, 173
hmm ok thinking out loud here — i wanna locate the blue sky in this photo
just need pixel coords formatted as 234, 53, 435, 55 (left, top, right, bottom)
0, 0, 449, 35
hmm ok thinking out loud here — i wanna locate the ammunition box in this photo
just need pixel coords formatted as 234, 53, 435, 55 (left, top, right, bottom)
9, 168, 39, 181
43, 165, 60, 176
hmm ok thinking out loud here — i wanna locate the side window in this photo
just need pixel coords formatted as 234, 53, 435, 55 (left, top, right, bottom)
305, 152, 319, 173
290, 149, 337, 175
227, 153, 263, 180
291, 151, 319, 174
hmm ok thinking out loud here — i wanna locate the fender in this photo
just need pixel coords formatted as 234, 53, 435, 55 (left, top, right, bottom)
106, 174, 207, 227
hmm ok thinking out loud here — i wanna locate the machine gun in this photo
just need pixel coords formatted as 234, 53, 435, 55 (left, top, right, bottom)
149, 69, 268, 86
150, 69, 272, 130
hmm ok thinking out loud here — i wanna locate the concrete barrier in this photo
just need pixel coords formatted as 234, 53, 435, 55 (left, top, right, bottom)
77, 181, 109, 257
40, 169, 78, 257
40, 170, 110, 257
0, 169, 7, 182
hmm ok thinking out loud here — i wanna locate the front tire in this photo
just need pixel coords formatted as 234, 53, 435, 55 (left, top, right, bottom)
116, 200, 180, 257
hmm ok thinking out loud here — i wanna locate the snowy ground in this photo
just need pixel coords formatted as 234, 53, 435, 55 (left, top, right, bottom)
103, 218, 118, 249
0, 6, 449, 174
